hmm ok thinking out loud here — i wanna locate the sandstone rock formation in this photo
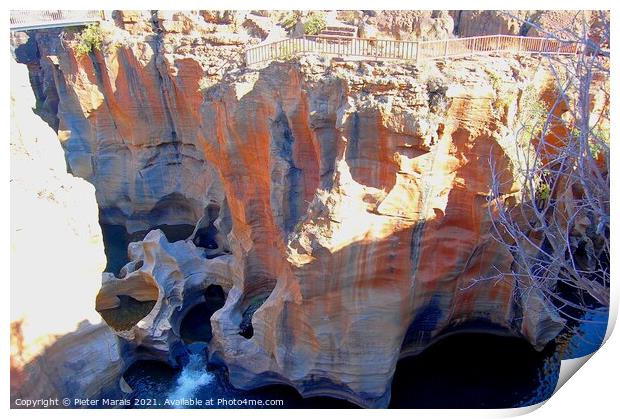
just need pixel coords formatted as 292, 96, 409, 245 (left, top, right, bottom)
363, 10, 454, 41
10, 58, 124, 404
11, 11, 584, 408
95, 229, 236, 364
451, 10, 602, 40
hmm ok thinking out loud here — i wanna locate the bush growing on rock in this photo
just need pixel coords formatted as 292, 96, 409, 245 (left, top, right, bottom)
304, 12, 327, 35
280, 12, 299, 32
73, 23, 104, 57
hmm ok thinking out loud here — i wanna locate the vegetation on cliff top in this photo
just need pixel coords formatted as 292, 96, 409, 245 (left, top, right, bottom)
304, 12, 327, 35
73, 23, 104, 57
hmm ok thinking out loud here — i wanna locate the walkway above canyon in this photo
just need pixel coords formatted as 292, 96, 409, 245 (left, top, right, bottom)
9, 10, 590, 69
244, 34, 581, 66
10, 10, 104, 31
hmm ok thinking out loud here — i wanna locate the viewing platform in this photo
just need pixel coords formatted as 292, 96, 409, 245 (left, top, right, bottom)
245, 34, 581, 67
10, 10, 104, 31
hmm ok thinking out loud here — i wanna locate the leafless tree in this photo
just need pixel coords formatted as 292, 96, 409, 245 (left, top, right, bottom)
486, 11, 610, 327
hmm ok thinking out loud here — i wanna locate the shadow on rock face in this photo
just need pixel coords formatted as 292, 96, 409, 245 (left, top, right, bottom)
98, 295, 157, 332
191, 203, 232, 259
100, 223, 196, 276
390, 328, 558, 408
95, 269, 160, 332
179, 285, 227, 343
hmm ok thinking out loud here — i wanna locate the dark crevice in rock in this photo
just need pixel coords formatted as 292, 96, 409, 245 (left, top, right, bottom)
270, 108, 304, 235
400, 295, 443, 351
238, 277, 276, 339
238, 297, 267, 339
192, 203, 231, 258
12, 30, 61, 131
194, 223, 219, 250
179, 284, 226, 343
391, 328, 558, 408
100, 223, 132, 275
119, 260, 144, 279
100, 222, 195, 275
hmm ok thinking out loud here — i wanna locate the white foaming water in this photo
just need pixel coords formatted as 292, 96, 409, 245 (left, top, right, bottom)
167, 353, 214, 406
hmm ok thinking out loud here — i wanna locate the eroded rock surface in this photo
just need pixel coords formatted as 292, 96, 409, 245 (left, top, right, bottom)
95, 229, 236, 364
10, 11, 578, 408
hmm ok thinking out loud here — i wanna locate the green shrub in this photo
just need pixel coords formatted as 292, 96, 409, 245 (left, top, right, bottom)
487, 69, 502, 92
74, 24, 104, 57
486, 69, 516, 116
303, 12, 326, 35
281, 12, 298, 31
536, 182, 551, 201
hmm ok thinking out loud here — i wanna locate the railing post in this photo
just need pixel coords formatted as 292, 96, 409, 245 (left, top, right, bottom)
518, 37, 523, 53
496, 34, 500, 51
444, 38, 448, 59
415, 41, 420, 63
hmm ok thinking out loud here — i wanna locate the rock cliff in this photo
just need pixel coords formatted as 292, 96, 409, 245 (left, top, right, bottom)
10, 58, 124, 404
11, 11, 573, 408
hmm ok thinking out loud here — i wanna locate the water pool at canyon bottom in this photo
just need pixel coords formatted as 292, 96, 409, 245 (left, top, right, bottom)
121, 319, 606, 410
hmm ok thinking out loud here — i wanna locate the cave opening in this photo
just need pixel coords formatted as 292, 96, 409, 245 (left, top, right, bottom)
179, 284, 226, 343
100, 223, 132, 275
391, 321, 558, 408
193, 224, 219, 250
98, 192, 204, 275
100, 222, 196, 275
192, 203, 231, 259
148, 224, 195, 242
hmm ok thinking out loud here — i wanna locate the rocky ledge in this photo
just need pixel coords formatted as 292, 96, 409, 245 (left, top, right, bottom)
10, 10, 583, 408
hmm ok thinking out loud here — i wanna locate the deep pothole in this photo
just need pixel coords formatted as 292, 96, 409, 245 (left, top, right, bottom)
179, 284, 226, 343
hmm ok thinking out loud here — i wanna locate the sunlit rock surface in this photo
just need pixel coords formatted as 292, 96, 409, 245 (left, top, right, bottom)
95, 229, 236, 364
10, 58, 123, 403
10, 11, 577, 408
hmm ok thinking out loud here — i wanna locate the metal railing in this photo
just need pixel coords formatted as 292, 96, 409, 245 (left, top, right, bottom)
10, 10, 104, 31
245, 34, 580, 66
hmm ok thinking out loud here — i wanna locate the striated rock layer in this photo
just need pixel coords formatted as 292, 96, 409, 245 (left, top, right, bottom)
12, 12, 571, 408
